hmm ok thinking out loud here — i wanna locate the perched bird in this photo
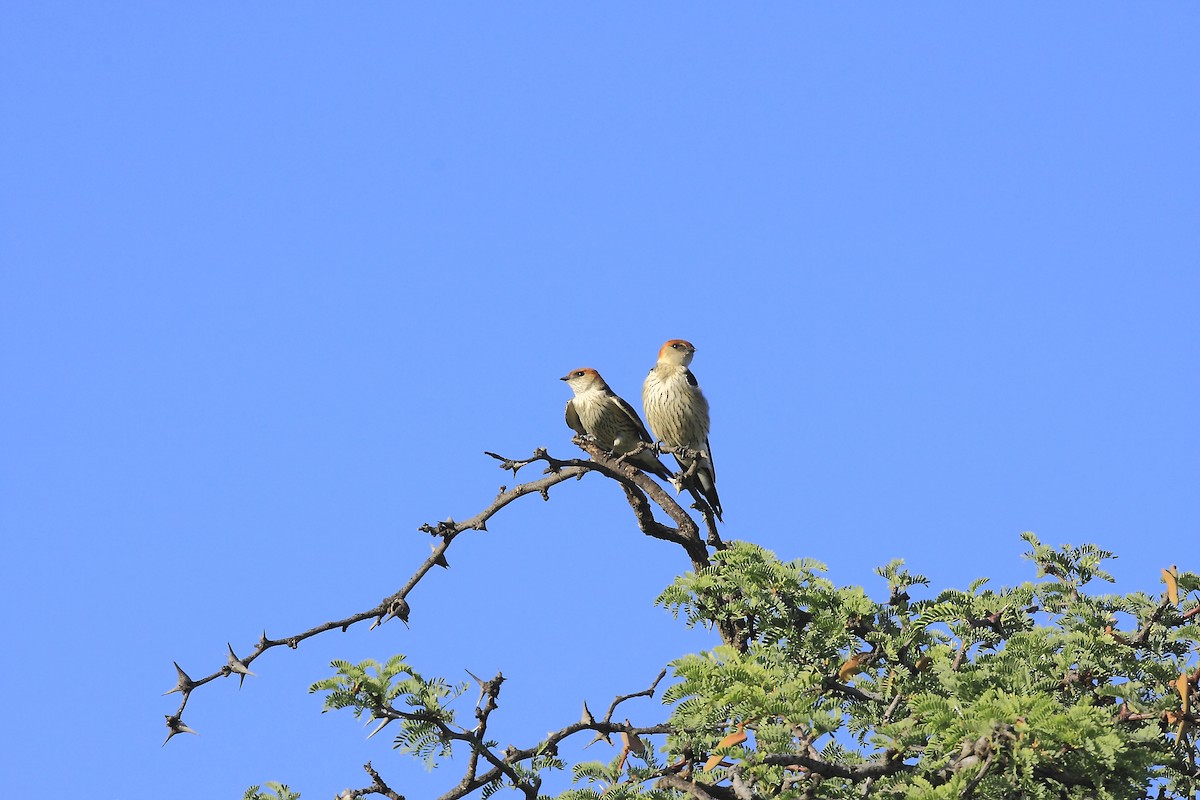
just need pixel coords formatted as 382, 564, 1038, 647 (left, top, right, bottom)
643, 339, 723, 521
561, 367, 674, 482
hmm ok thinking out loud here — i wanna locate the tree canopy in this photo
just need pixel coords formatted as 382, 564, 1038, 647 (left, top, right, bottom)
168, 440, 1199, 800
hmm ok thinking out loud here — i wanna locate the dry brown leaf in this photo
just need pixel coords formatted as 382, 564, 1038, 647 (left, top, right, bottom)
702, 722, 747, 772
1163, 566, 1180, 607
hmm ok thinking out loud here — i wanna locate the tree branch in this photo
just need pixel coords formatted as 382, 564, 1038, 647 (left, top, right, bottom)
759, 751, 909, 781
1129, 598, 1173, 648
335, 761, 407, 800
570, 438, 711, 570
165, 446, 716, 738
656, 773, 737, 800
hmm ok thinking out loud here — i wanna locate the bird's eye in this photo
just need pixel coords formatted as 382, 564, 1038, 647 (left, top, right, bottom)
674, 343, 684, 349
574, 371, 585, 377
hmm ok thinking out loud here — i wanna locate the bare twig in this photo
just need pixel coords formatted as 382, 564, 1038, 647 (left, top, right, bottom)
336, 761, 406, 800
600, 668, 669, 723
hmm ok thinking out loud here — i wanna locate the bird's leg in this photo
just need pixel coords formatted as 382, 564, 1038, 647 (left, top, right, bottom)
613, 440, 652, 466
611, 443, 635, 465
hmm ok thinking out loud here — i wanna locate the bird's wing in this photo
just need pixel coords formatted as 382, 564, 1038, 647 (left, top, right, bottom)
704, 436, 717, 481
684, 368, 700, 387
609, 394, 655, 444
564, 400, 587, 436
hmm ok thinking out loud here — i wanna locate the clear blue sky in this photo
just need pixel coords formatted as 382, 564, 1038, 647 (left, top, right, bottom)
2, 4, 1196, 798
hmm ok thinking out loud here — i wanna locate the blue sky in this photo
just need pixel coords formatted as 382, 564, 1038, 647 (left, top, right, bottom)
2, 4, 1196, 798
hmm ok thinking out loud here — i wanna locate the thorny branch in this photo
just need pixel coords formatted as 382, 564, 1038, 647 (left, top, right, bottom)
163, 443, 727, 766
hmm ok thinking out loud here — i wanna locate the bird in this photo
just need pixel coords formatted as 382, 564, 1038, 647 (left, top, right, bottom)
642, 339, 723, 521
561, 367, 674, 482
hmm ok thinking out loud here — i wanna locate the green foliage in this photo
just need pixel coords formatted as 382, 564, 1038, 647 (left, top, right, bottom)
559, 750, 678, 800
654, 536, 1198, 799
309, 654, 467, 768
285, 535, 1199, 798
243, 782, 300, 800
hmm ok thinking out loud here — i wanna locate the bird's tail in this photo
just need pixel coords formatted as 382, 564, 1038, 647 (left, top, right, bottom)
695, 466, 723, 522
675, 455, 723, 522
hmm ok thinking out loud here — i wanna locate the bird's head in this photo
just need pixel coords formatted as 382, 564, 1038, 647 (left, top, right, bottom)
560, 367, 607, 394
657, 339, 696, 366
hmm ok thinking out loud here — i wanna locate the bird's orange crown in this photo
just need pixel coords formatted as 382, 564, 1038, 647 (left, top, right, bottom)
561, 367, 605, 385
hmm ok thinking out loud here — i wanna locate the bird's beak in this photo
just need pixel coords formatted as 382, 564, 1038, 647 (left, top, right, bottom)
559, 375, 570, 382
